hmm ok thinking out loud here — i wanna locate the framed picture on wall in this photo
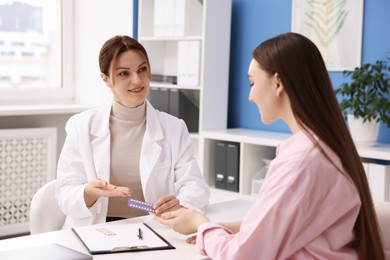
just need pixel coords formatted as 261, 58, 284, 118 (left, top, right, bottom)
291, 0, 364, 71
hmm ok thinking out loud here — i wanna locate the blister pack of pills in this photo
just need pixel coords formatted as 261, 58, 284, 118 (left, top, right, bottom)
127, 198, 155, 213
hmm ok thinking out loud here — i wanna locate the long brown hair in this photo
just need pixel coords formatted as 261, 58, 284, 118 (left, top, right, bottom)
252, 32, 384, 259
98, 35, 151, 83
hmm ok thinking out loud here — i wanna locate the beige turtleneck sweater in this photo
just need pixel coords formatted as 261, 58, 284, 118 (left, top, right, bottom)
107, 101, 148, 218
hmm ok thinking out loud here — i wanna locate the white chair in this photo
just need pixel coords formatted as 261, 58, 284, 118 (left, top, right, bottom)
375, 202, 390, 259
29, 179, 66, 234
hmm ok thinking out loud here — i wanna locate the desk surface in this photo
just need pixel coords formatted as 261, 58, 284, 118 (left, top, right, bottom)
0, 199, 254, 260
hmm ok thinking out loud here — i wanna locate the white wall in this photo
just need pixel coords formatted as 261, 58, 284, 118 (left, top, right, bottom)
0, 1, 135, 161
74, 0, 134, 106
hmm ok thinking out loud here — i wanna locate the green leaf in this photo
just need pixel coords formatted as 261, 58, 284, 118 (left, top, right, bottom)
336, 57, 390, 128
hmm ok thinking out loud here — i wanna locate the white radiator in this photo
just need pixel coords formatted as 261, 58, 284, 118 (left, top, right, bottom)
0, 128, 57, 237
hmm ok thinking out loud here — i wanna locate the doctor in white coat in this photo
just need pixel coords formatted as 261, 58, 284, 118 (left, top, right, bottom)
55, 35, 209, 229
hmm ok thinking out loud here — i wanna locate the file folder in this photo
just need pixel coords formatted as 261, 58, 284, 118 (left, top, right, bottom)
226, 143, 239, 192
159, 88, 170, 113
178, 90, 199, 132
149, 87, 161, 111
169, 88, 180, 118
215, 141, 227, 189
177, 41, 200, 86
214, 141, 240, 192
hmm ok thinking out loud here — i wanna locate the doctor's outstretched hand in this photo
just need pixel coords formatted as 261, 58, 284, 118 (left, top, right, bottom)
154, 208, 210, 235
84, 178, 131, 207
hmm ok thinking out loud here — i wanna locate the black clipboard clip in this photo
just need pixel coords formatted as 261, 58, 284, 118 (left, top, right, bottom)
111, 245, 149, 252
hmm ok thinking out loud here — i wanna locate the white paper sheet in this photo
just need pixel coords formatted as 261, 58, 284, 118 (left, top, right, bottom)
73, 223, 172, 253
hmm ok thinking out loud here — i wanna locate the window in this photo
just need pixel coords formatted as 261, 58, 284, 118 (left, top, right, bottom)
0, 0, 74, 102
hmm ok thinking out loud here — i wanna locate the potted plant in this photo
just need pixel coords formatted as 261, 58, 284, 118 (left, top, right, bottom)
335, 57, 390, 146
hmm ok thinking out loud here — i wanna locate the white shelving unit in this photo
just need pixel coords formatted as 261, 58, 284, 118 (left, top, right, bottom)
357, 145, 390, 161
138, 0, 232, 148
138, 0, 390, 203
201, 128, 289, 199
202, 128, 390, 200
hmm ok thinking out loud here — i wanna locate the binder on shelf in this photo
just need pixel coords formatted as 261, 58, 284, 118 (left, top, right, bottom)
148, 88, 199, 133
159, 88, 170, 113
214, 141, 240, 192
168, 88, 180, 118
163, 0, 175, 36
226, 143, 239, 192
153, 0, 186, 37
149, 87, 161, 111
153, 0, 164, 37
177, 41, 189, 85
187, 41, 201, 86
148, 88, 169, 114
177, 41, 201, 86
177, 90, 199, 132
215, 142, 227, 189
174, 0, 186, 36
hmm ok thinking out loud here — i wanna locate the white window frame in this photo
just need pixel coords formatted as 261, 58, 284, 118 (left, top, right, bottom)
0, 0, 74, 103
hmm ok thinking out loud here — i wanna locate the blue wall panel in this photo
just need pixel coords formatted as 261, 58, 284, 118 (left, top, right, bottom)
228, 0, 390, 143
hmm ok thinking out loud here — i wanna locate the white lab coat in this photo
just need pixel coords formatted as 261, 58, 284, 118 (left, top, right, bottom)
55, 100, 209, 229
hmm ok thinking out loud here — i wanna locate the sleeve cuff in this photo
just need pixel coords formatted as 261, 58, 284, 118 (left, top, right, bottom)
196, 223, 232, 255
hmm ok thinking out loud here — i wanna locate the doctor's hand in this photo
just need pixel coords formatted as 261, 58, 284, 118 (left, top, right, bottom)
154, 208, 209, 235
153, 195, 182, 216
84, 178, 131, 207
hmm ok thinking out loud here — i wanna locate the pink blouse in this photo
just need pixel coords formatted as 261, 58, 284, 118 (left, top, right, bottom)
197, 131, 360, 259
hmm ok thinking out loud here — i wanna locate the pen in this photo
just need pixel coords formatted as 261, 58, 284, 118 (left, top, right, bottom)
138, 228, 143, 240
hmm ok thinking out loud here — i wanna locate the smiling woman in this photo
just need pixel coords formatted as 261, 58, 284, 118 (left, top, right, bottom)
106, 53, 149, 107
0, 0, 74, 102
55, 35, 210, 229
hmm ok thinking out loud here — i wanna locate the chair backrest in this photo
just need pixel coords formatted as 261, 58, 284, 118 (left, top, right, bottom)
29, 179, 66, 235
375, 202, 390, 260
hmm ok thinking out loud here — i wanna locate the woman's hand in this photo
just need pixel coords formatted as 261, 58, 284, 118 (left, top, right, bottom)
153, 195, 182, 215
84, 178, 131, 207
154, 208, 209, 235
186, 235, 197, 244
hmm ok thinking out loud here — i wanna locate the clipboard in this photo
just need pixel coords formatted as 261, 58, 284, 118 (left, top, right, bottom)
72, 223, 175, 254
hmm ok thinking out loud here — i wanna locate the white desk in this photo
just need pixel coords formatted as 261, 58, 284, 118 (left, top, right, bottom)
0, 199, 255, 260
